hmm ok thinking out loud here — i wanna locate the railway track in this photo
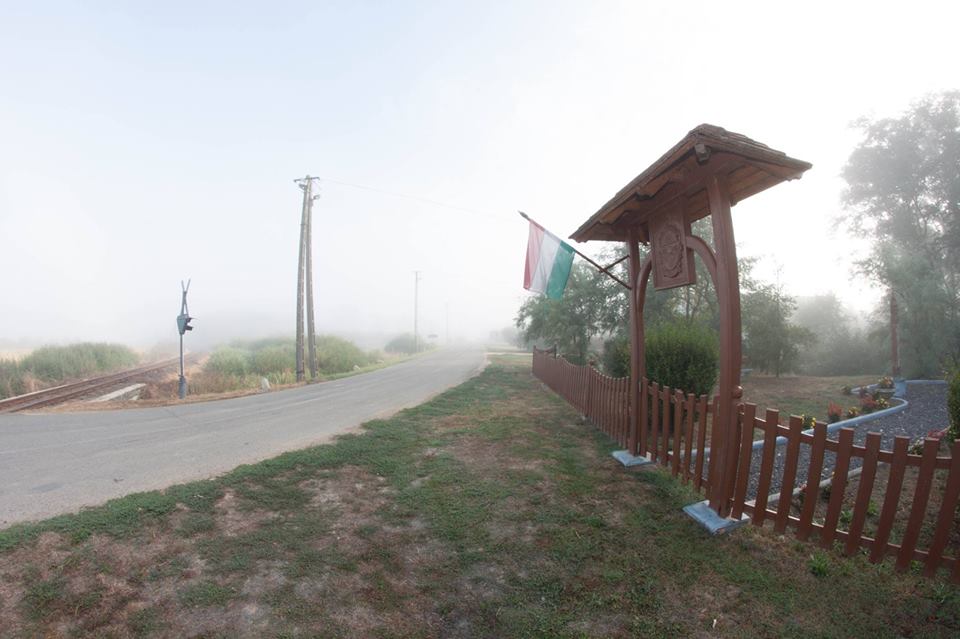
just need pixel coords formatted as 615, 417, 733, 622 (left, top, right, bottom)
0, 357, 188, 413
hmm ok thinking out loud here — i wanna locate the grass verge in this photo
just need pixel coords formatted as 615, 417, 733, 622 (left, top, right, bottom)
0, 357, 956, 637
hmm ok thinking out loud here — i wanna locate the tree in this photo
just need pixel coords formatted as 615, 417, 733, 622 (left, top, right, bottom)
515, 261, 617, 364
792, 294, 885, 376
742, 281, 812, 377
841, 91, 960, 376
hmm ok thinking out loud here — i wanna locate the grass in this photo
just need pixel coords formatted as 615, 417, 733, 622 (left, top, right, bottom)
0, 357, 956, 637
741, 373, 880, 422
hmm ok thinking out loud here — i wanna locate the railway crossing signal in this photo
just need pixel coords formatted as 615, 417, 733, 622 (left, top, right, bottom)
177, 314, 193, 335
177, 279, 192, 399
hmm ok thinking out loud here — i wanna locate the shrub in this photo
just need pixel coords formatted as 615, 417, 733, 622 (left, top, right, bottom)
948, 369, 960, 442
841, 385, 852, 396
385, 333, 418, 354
601, 334, 630, 378
644, 322, 719, 396
249, 345, 295, 376
316, 335, 374, 374
203, 348, 249, 377
860, 395, 877, 414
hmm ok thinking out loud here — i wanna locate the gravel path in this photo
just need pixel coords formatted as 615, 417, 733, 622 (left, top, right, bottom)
743, 383, 949, 501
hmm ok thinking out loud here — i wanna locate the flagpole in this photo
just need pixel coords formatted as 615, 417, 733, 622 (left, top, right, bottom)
519, 211, 632, 290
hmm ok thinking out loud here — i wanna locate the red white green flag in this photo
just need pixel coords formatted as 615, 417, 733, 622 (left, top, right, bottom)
523, 219, 575, 299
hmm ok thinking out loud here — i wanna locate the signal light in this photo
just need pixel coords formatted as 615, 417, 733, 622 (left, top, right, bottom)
177, 313, 194, 335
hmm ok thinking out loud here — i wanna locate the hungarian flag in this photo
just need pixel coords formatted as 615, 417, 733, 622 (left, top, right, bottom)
523, 219, 575, 299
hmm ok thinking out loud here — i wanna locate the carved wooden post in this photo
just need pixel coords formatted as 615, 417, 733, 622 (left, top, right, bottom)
706, 173, 744, 517
627, 228, 643, 455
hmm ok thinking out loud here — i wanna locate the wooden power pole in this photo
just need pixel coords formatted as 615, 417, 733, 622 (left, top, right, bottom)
305, 186, 318, 379
294, 175, 320, 382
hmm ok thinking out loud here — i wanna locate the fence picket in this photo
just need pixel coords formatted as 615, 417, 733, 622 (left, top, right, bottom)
650, 382, 660, 462
924, 441, 960, 578
683, 393, 695, 483
694, 395, 708, 492
640, 377, 649, 457
660, 385, 671, 466
821, 428, 855, 548
845, 433, 881, 556
753, 409, 780, 527
797, 422, 828, 541
732, 403, 757, 519
896, 438, 940, 571
672, 390, 683, 477
775, 416, 804, 534
870, 436, 909, 563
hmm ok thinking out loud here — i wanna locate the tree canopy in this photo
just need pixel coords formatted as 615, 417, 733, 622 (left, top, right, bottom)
841, 91, 960, 376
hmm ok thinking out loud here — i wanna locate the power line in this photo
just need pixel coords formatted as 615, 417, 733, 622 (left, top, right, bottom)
318, 177, 513, 224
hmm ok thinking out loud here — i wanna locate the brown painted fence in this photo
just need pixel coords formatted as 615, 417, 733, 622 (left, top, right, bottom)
532, 348, 960, 582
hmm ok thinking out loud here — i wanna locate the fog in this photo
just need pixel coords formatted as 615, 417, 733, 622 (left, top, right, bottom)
1, 1, 956, 352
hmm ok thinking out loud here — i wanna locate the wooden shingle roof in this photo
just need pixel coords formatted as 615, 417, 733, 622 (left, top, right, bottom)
570, 124, 812, 243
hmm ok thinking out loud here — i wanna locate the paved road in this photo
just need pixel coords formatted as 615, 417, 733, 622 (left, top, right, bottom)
0, 347, 486, 526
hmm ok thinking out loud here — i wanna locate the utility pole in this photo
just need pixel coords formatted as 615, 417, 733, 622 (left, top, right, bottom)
414, 270, 421, 353
294, 175, 321, 382
305, 184, 319, 379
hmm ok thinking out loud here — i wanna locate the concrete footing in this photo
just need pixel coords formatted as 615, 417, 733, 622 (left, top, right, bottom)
611, 450, 654, 467
683, 500, 749, 535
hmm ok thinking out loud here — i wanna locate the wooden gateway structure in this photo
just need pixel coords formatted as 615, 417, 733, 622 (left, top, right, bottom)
534, 125, 960, 581
572, 124, 812, 518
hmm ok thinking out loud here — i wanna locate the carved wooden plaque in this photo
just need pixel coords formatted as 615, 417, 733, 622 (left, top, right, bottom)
650, 203, 696, 290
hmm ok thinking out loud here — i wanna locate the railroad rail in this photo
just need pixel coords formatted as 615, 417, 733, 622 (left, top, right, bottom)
0, 357, 188, 413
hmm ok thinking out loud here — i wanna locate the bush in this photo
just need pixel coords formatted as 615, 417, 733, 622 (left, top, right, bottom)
645, 322, 719, 397
203, 348, 249, 377
385, 333, 418, 354
316, 335, 374, 374
601, 334, 630, 378
948, 369, 960, 442
249, 345, 295, 376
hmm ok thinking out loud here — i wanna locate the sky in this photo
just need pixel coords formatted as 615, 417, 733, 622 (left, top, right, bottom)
0, 0, 957, 351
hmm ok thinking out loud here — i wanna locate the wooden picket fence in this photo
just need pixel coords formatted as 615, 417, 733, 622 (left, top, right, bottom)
532, 348, 960, 582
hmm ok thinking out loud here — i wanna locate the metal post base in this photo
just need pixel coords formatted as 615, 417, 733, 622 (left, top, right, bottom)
611, 450, 654, 467
178, 376, 187, 400
683, 500, 749, 535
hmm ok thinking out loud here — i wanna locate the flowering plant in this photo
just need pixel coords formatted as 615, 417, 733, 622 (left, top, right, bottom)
875, 396, 889, 410
878, 376, 894, 389
827, 402, 844, 423
841, 385, 853, 396
845, 406, 861, 419
801, 414, 817, 429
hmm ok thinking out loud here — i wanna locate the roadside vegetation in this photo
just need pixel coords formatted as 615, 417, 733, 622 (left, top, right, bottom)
0, 343, 140, 400
0, 355, 956, 637
189, 336, 392, 394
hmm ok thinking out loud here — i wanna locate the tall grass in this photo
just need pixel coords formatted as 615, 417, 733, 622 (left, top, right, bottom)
199, 336, 382, 391
0, 343, 140, 400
